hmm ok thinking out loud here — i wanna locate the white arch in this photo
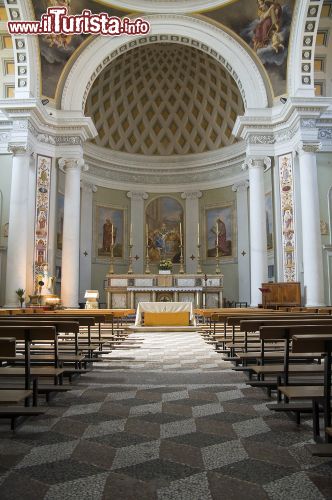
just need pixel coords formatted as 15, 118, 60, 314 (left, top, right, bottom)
288, 0, 323, 98
94, 0, 235, 14
5, 0, 41, 99
61, 15, 270, 112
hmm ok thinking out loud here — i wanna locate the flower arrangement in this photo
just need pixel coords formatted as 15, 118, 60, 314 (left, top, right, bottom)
159, 259, 173, 271
15, 288, 25, 307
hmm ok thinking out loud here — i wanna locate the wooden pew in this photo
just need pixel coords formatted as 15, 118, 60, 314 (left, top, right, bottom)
0, 326, 61, 429
291, 333, 332, 446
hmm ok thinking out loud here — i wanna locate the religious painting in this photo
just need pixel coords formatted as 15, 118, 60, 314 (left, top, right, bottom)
95, 204, 124, 259
265, 192, 274, 250
146, 197, 184, 263
31, 0, 125, 99
205, 0, 295, 97
56, 192, 64, 251
205, 203, 235, 259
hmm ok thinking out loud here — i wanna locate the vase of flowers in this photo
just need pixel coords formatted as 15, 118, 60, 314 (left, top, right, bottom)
15, 288, 25, 308
159, 259, 172, 274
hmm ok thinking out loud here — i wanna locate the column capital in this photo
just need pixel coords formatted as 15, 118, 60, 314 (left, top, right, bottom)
58, 158, 87, 173
81, 180, 97, 193
181, 191, 202, 200
8, 143, 32, 156
232, 181, 249, 193
127, 191, 149, 200
242, 156, 271, 171
297, 141, 322, 155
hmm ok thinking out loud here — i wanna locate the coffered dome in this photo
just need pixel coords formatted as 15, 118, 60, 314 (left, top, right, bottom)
85, 43, 244, 156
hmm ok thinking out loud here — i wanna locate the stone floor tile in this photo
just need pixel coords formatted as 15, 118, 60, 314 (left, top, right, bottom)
201, 439, 248, 470
83, 418, 127, 439
130, 401, 163, 416
157, 472, 212, 500
263, 471, 326, 500
192, 402, 224, 418
159, 439, 204, 469
71, 440, 116, 470
233, 417, 271, 438
0, 472, 49, 500
112, 440, 160, 470
216, 457, 293, 485
102, 471, 157, 500
160, 417, 196, 439
208, 471, 269, 500
63, 402, 103, 417
15, 440, 79, 469
45, 472, 109, 500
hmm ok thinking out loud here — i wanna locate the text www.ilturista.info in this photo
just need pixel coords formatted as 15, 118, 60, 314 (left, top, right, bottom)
7, 7, 151, 36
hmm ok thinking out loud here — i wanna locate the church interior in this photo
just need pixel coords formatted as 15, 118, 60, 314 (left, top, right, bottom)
0, 0, 332, 498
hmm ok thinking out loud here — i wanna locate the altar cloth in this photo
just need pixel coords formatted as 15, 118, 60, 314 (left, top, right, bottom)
135, 302, 195, 326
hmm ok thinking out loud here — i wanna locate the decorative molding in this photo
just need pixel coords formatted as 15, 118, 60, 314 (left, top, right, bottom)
242, 157, 271, 171
297, 141, 322, 154
232, 181, 249, 193
127, 191, 149, 200
319, 129, 332, 140
81, 181, 98, 194
7, 143, 31, 155
58, 158, 86, 172
181, 191, 202, 200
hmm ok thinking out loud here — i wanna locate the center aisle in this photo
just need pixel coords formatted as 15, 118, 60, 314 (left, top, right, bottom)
0, 330, 331, 499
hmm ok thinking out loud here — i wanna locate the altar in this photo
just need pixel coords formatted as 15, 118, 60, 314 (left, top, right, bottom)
135, 301, 195, 326
104, 274, 223, 309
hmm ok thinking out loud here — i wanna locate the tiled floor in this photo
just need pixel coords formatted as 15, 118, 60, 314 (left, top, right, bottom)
0, 331, 331, 499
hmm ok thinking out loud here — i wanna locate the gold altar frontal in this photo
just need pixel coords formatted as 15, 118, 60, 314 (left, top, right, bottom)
104, 274, 224, 309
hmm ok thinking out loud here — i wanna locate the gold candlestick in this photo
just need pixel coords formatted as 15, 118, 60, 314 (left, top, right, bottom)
145, 244, 151, 274
128, 244, 133, 274
179, 244, 185, 274
196, 244, 202, 274
215, 239, 221, 275
108, 242, 115, 274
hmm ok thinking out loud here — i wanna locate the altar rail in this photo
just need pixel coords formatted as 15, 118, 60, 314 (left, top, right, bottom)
104, 274, 223, 309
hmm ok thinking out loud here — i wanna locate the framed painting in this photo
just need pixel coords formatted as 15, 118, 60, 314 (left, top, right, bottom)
94, 204, 125, 260
265, 192, 274, 251
205, 203, 236, 260
146, 196, 184, 263
56, 192, 64, 252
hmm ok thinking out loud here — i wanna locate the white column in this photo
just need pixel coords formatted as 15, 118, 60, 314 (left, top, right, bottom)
244, 158, 269, 307
297, 142, 325, 306
59, 158, 85, 308
127, 191, 148, 274
181, 191, 202, 274
79, 182, 97, 301
26, 153, 37, 296
5, 145, 30, 306
232, 181, 250, 304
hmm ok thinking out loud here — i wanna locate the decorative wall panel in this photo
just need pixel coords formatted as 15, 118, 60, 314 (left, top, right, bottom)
34, 155, 52, 290
279, 153, 296, 282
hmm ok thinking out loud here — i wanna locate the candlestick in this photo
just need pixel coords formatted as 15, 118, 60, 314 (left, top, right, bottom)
108, 241, 115, 274
145, 243, 151, 274
130, 223, 133, 246
146, 223, 149, 246
179, 221, 182, 246
179, 243, 185, 274
196, 244, 202, 274
197, 223, 200, 246
128, 244, 133, 274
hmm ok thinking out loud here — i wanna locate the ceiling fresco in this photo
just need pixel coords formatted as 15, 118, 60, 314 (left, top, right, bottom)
32, 0, 295, 101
